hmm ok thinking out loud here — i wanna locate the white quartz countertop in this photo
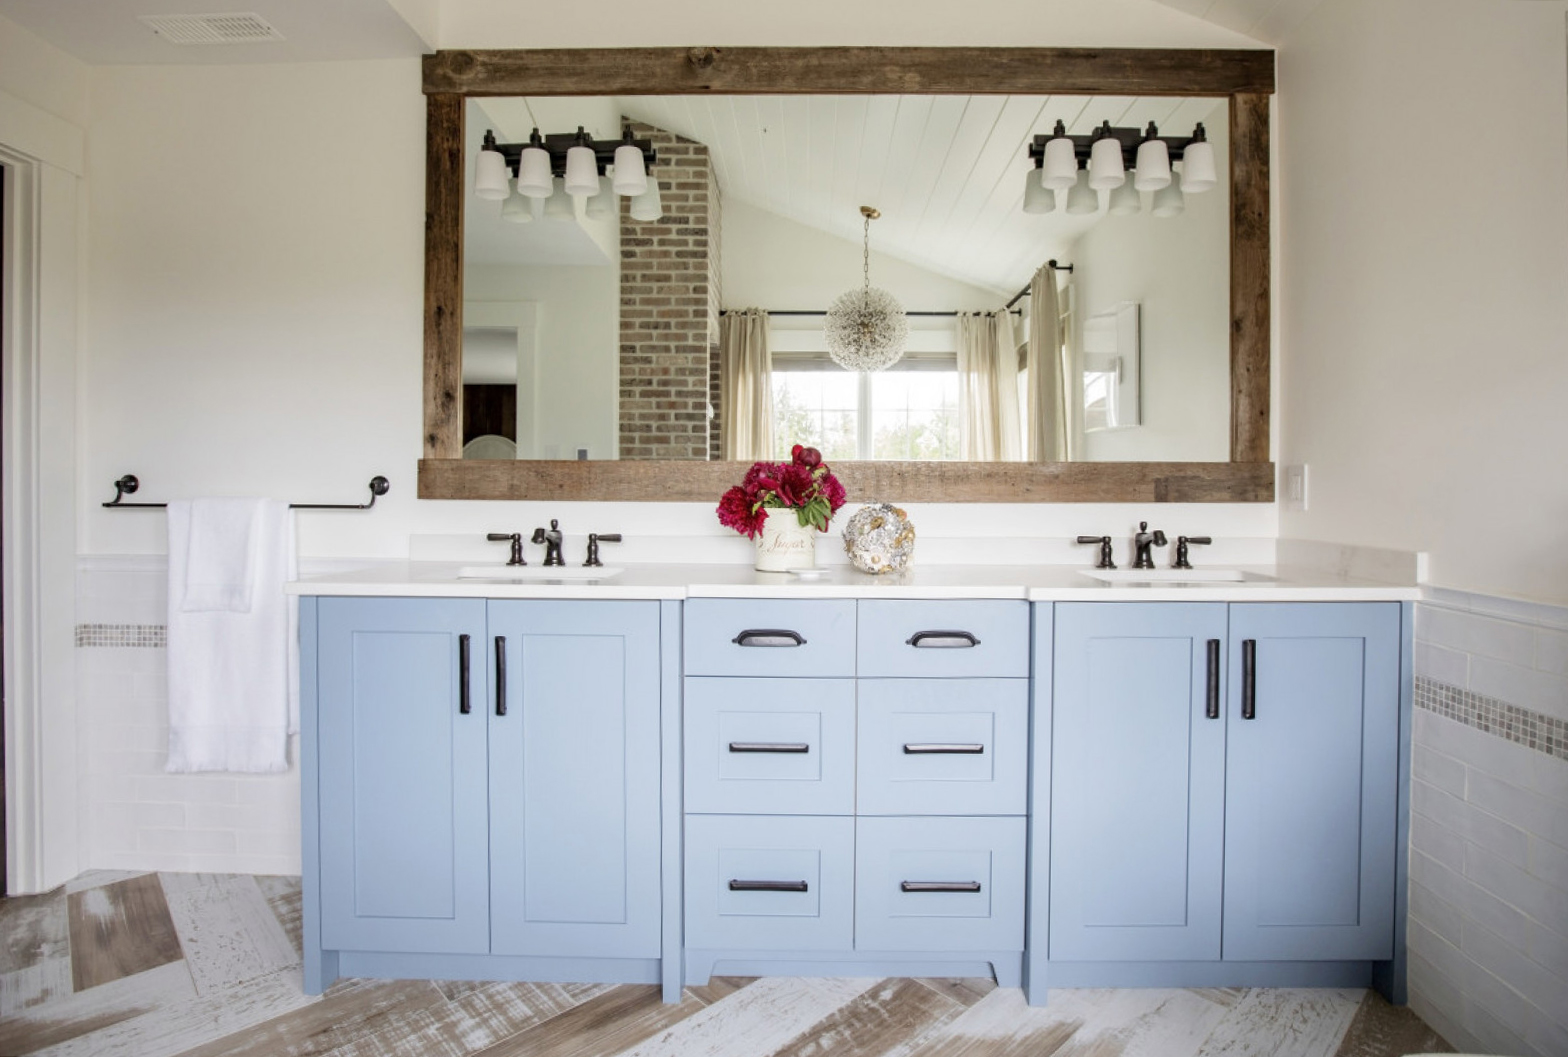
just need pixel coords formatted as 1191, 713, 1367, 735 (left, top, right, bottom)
287, 561, 1420, 602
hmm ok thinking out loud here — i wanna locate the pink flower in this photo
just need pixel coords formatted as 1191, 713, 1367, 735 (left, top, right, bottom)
716, 444, 848, 538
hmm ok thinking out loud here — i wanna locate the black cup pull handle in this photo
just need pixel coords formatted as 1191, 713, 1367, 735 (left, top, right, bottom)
906, 630, 981, 648
728, 880, 808, 892
1206, 639, 1221, 719
495, 636, 507, 716
732, 629, 806, 647
458, 634, 471, 715
1241, 638, 1257, 720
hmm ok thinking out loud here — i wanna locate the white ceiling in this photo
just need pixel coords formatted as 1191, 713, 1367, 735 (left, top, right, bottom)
0, 0, 428, 63
1148, 0, 1325, 44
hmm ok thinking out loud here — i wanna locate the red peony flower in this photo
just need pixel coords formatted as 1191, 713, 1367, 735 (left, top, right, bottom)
717, 444, 847, 537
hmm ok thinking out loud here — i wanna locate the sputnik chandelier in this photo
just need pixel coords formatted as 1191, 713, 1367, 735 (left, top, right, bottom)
1022, 120, 1218, 219
474, 126, 663, 223
824, 206, 908, 373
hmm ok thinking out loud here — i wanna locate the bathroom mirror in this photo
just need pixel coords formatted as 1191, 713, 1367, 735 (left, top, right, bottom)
420, 47, 1274, 502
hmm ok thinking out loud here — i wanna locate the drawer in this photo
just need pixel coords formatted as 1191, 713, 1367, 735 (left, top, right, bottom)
685, 814, 854, 951
857, 600, 1029, 678
855, 816, 1026, 953
685, 599, 856, 677
857, 679, 1028, 815
684, 678, 855, 815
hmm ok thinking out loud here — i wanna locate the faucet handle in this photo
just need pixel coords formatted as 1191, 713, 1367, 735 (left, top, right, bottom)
486, 532, 525, 566
584, 532, 622, 567
1076, 535, 1116, 570
1173, 535, 1212, 569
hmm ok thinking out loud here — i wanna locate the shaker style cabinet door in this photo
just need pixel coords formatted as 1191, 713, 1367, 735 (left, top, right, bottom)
1050, 602, 1229, 962
1223, 603, 1400, 961
316, 597, 491, 954
486, 600, 662, 959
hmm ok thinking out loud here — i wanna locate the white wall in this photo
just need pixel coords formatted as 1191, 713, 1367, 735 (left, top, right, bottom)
0, 13, 88, 129
1070, 113, 1230, 462
1277, 0, 1568, 606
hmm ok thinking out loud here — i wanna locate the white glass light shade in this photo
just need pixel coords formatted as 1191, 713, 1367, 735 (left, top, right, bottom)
501, 188, 534, 223
1180, 139, 1217, 193
1133, 137, 1172, 192
1088, 135, 1126, 190
1041, 135, 1077, 191
544, 177, 575, 220
1065, 169, 1098, 215
564, 144, 599, 196
1022, 167, 1055, 214
516, 145, 553, 198
584, 175, 615, 219
1152, 172, 1185, 217
474, 147, 510, 200
629, 177, 662, 222
1107, 180, 1141, 216
613, 144, 648, 196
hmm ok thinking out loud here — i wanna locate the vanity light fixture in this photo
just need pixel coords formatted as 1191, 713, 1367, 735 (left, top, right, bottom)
824, 206, 908, 372
1065, 168, 1099, 215
501, 188, 536, 223
1151, 172, 1186, 218
1022, 160, 1056, 214
1040, 121, 1078, 190
629, 177, 663, 222
1108, 180, 1141, 216
1026, 120, 1214, 212
584, 175, 616, 220
543, 177, 576, 220
475, 126, 658, 204
1132, 124, 1172, 192
1088, 122, 1127, 190
1179, 125, 1217, 193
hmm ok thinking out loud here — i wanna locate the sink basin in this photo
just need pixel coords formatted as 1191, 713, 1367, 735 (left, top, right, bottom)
457, 565, 623, 582
1081, 568, 1261, 584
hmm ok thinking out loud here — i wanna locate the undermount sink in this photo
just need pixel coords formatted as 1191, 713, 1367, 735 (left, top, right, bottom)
1081, 567, 1263, 584
457, 565, 623, 581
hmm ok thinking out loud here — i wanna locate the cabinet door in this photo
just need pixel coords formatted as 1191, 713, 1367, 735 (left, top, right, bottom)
1224, 603, 1400, 961
317, 597, 490, 954
1050, 603, 1228, 962
487, 600, 661, 959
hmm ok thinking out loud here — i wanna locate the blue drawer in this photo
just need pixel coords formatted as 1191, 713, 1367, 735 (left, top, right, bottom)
855, 816, 1026, 953
685, 814, 854, 951
685, 599, 856, 677
857, 600, 1029, 678
857, 678, 1028, 816
684, 678, 856, 815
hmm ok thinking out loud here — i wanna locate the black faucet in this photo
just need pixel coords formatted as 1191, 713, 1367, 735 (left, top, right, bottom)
584, 532, 622, 567
1173, 535, 1212, 569
486, 532, 525, 566
1076, 535, 1116, 569
1132, 521, 1167, 569
532, 519, 565, 566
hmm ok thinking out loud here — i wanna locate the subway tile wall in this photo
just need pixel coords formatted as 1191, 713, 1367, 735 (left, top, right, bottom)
1409, 589, 1568, 1057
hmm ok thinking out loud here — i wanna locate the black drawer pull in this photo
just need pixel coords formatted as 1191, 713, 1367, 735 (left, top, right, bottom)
728, 742, 810, 754
903, 743, 985, 755
901, 881, 983, 893
458, 634, 471, 715
1241, 638, 1257, 720
494, 636, 507, 716
906, 630, 980, 648
728, 879, 808, 892
1205, 638, 1220, 720
732, 629, 806, 647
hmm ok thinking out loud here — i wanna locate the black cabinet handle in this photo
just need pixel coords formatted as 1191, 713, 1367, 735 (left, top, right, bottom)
1206, 639, 1221, 719
900, 881, 983, 893
494, 636, 507, 716
1241, 638, 1257, 720
906, 630, 980, 648
732, 629, 806, 647
903, 743, 985, 755
458, 634, 471, 715
728, 742, 810, 754
728, 879, 808, 892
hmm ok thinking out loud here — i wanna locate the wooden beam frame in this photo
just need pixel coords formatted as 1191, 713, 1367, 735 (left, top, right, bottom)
420, 46, 1275, 503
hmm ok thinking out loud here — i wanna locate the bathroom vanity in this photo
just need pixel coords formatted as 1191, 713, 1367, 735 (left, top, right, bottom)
291, 562, 1414, 1007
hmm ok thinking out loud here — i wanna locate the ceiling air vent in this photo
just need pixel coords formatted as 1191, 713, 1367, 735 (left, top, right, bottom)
136, 13, 284, 45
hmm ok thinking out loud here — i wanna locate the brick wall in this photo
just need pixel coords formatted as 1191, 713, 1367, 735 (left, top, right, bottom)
619, 121, 721, 460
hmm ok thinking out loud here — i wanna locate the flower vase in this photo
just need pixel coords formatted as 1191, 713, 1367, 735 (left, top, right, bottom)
754, 514, 817, 572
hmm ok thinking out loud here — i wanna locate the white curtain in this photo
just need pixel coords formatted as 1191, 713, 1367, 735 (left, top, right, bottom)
1025, 264, 1078, 461
956, 311, 1021, 461
719, 309, 774, 461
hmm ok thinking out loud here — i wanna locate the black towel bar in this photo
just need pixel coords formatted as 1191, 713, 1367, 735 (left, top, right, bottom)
103, 474, 389, 510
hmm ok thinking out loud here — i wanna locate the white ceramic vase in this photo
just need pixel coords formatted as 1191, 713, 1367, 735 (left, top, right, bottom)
754, 513, 817, 572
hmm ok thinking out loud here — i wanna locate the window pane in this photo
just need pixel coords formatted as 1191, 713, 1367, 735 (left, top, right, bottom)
772, 371, 859, 463
870, 371, 959, 461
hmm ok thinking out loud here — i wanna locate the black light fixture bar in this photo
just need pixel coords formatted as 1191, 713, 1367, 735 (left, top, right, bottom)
1027, 121, 1206, 168
481, 127, 658, 178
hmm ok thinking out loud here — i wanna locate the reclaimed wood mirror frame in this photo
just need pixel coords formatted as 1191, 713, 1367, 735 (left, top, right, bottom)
419, 47, 1275, 502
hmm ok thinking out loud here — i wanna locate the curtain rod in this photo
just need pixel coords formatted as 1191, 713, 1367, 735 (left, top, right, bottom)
1004, 259, 1074, 311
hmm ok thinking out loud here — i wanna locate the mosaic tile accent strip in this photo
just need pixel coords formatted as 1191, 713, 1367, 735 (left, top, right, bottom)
76, 623, 166, 648
1416, 675, 1568, 761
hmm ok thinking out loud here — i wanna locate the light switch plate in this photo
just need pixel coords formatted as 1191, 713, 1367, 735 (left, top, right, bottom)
1285, 464, 1309, 511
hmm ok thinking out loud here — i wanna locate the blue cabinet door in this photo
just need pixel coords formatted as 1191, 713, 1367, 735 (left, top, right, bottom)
316, 597, 490, 954
487, 600, 662, 959
1223, 603, 1400, 961
1050, 603, 1228, 962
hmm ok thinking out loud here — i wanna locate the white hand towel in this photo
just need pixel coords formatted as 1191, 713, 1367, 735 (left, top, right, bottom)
167, 498, 298, 773
181, 498, 264, 612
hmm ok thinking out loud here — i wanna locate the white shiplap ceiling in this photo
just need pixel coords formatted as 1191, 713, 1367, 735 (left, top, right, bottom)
615, 94, 1225, 297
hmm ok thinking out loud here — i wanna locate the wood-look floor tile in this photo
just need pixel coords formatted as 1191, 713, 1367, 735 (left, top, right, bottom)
67, 875, 184, 993
1193, 989, 1363, 1057
1331, 991, 1453, 1057
63, 872, 152, 896
168, 978, 447, 1057
762, 977, 967, 1057
467, 984, 712, 1057
324, 980, 606, 1057
1, 957, 74, 1017
160, 875, 296, 996
254, 875, 303, 959
610, 976, 880, 1057
689, 977, 758, 1005
0, 960, 195, 1056
0, 887, 69, 975
912, 978, 997, 1009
